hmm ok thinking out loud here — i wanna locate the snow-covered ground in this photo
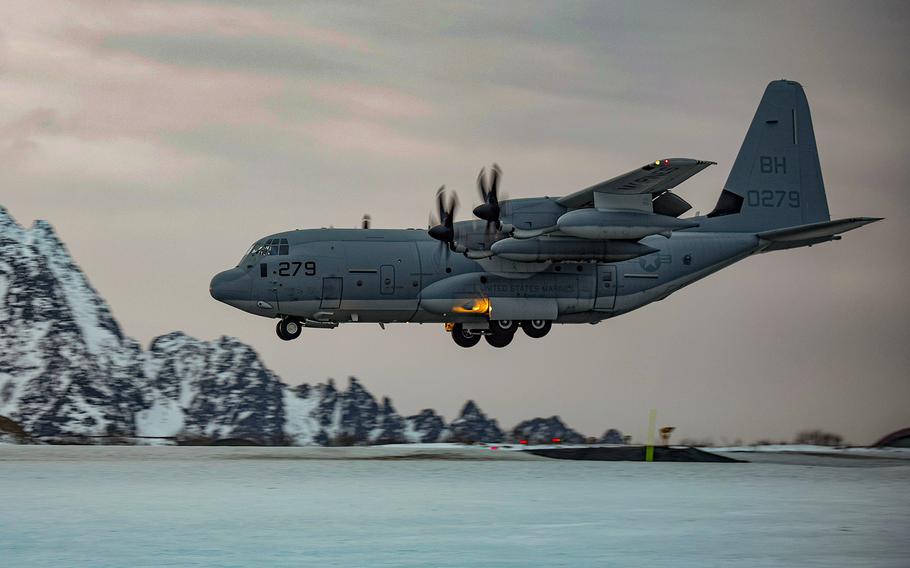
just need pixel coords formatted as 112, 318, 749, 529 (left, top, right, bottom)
1, 445, 907, 567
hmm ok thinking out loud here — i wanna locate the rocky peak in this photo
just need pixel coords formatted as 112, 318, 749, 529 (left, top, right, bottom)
0, 206, 26, 240
511, 416, 585, 444
404, 409, 448, 443
140, 332, 287, 444
372, 396, 406, 445
0, 208, 144, 438
599, 428, 625, 444
448, 400, 503, 443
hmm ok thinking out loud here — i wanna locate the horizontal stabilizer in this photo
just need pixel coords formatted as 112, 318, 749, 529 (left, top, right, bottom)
757, 217, 882, 251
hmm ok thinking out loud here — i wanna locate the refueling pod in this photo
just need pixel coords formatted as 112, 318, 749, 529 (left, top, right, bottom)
556, 209, 698, 240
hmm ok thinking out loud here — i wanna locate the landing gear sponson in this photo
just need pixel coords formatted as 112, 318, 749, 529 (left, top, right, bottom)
448, 320, 552, 348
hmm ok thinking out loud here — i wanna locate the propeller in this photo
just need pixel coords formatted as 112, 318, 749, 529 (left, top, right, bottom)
473, 164, 502, 229
428, 186, 459, 251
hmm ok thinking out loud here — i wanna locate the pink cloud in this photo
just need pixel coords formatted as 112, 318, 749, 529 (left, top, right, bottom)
305, 118, 452, 160
306, 83, 436, 119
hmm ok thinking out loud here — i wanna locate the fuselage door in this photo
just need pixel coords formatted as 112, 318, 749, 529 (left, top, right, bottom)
321, 277, 343, 309
594, 264, 617, 311
380, 265, 395, 295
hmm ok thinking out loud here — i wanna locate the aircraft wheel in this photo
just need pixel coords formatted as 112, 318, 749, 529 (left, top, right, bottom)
521, 319, 551, 339
451, 323, 481, 348
484, 329, 514, 348
276, 319, 302, 341
490, 319, 517, 335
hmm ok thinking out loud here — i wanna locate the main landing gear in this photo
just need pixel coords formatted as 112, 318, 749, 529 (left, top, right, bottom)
276, 318, 302, 341
486, 320, 516, 348
451, 323, 481, 348
521, 319, 552, 339
449, 319, 552, 348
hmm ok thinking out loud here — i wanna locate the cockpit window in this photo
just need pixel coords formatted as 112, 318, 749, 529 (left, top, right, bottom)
248, 238, 290, 257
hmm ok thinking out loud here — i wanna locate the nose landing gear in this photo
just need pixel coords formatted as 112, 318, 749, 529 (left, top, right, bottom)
276, 318, 302, 341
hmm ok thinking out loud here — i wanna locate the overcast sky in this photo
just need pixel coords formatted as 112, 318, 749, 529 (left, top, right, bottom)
2, 0, 908, 444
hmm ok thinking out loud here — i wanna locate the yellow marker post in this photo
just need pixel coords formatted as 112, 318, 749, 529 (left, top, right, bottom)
645, 408, 657, 462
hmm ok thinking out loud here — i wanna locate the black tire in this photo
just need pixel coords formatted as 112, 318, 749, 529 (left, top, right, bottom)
451, 323, 481, 348
521, 319, 552, 339
277, 319, 302, 341
490, 319, 517, 334
484, 329, 514, 348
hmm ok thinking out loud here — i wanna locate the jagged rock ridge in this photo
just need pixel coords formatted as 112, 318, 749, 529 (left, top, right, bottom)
0, 207, 620, 445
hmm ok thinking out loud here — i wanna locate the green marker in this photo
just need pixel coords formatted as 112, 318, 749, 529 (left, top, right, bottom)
646, 408, 657, 462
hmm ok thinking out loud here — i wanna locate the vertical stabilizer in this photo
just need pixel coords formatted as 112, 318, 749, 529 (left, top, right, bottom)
709, 80, 830, 231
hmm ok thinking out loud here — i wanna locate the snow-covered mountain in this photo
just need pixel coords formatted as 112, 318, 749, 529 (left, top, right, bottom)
448, 400, 504, 443
511, 416, 585, 444
0, 207, 146, 438
0, 207, 617, 445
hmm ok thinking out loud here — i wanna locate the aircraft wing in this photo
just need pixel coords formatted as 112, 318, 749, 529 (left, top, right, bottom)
558, 158, 715, 209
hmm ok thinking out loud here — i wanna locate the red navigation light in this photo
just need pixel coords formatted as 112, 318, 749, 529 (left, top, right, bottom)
663, 159, 670, 166
551, 437, 561, 444
519, 439, 528, 445
490, 446, 498, 450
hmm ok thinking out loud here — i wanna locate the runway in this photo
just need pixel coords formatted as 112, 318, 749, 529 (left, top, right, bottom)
1, 445, 908, 567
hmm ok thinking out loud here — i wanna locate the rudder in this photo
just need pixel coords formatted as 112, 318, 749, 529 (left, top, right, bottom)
709, 80, 830, 231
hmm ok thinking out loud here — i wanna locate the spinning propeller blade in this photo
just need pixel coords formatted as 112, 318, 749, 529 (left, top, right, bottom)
473, 164, 503, 242
428, 186, 459, 251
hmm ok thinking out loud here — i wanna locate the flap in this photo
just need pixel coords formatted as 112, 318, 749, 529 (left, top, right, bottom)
558, 158, 715, 209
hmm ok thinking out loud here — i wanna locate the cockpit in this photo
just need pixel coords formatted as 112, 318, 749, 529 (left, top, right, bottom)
240, 237, 290, 265
249, 237, 290, 256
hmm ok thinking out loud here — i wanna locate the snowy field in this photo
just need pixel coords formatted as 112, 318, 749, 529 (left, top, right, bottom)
1, 445, 908, 568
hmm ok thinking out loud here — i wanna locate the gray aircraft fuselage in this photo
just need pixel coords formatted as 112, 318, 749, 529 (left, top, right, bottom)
211, 221, 757, 326
210, 80, 879, 344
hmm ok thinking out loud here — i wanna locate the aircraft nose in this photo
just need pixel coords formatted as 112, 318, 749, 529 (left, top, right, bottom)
209, 268, 251, 303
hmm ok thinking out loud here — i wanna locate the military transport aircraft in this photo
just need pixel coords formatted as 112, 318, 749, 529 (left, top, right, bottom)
210, 80, 880, 348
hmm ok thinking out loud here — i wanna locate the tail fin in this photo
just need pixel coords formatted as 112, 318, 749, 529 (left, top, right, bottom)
708, 80, 830, 231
